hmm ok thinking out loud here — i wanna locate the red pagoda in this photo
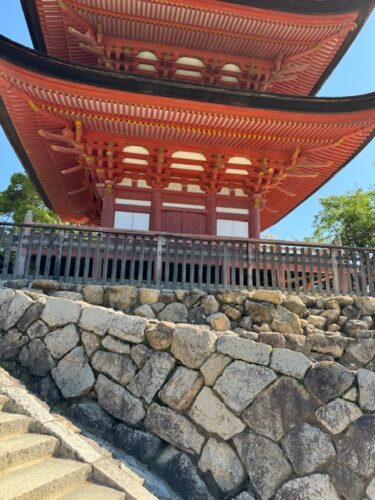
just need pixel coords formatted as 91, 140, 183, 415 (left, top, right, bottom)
1, 0, 375, 239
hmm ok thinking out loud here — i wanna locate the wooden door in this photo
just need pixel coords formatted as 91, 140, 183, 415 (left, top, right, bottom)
162, 210, 206, 235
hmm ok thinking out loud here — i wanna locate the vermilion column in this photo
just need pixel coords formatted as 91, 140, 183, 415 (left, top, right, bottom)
206, 194, 217, 235
249, 194, 261, 239
151, 189, 162, 231
97, 181, 115, 228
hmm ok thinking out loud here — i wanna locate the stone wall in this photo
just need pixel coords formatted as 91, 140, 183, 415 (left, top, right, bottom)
0, 285, 375, 499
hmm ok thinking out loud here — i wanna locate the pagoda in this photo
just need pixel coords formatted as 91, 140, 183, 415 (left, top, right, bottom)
1, 0, 374, 239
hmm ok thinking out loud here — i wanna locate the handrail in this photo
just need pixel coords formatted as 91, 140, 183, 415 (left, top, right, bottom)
0, 222, 374, 295
0, 221, 374, 252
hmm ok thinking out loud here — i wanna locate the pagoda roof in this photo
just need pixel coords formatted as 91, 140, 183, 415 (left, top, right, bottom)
1, 36, 374, 228
22, 0, 375, 96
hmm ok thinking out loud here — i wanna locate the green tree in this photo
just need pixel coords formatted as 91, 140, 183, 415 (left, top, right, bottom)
308, 187, 375, 248
0, 172, 60, 224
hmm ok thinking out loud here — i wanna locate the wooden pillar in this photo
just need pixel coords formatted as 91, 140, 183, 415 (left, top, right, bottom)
97, 181, 115, 228
150, 189, 162, 231
249, 194, 261, 239
206, 194, 217, 235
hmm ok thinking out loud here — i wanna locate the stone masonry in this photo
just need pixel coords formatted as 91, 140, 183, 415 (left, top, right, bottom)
0, 284, 375, 499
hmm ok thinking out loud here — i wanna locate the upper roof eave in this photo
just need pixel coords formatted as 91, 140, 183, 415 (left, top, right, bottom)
20, 0, 375, 97
1, 35, 375, 114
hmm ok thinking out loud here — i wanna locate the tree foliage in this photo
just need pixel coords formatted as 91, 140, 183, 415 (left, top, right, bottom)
0, 173, 60, 224
309, 188, 375, 248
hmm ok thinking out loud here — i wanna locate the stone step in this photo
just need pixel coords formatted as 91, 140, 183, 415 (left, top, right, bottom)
0, 395, 10, 410
57, 482, 126, 499
0, 412, 32, 436
0, 432, 59, 471
0, 457, 92, 500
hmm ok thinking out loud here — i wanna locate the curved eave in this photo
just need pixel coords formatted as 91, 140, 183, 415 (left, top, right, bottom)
21, 0, 375, 97
1, 37, 374, 228
1, 36, 375, 113
0, 97, 52, 210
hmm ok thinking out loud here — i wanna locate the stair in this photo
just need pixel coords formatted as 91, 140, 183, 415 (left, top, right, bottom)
0, 400, 126, 499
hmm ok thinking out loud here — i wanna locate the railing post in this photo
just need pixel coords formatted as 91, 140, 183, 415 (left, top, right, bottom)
155, 235, 164, 287
14, 210, 33, 278
331, 235, 341, 294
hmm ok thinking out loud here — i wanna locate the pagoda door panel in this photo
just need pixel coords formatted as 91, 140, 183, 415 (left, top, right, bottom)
185, 212, 206, 235
163, 210, 183, 233
163, 210, 206, 235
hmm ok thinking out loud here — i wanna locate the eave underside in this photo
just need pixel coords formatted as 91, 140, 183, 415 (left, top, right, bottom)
21, 0, 375, 96
1, 42, 374, 229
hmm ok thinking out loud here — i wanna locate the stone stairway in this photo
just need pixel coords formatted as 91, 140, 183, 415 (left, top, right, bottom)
0, 395, 125, 500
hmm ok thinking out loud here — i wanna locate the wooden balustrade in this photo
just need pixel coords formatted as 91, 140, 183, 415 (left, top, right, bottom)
0, 222, 374, 296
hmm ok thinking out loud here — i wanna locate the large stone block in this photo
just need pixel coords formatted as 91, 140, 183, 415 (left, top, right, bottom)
304, 361, 354, 403
69, 402, 114, 436
216, 336, 271, 366
41, 297, 81, 328
127, 351, 175, 403
245, 300, 275, 324
106, 285, 138, 312
17, 299, 45, 332
171, 324, 217, 369
101, 335, 130, 354
0, 291, 33, 331
357, 368, 375, 411
271, 348, 312, 379
82, 285, 104, 305
95, 374, 145, 425
145, 403, 205, 455
367, 477, 375, 500
51, 346, 95, 398
114, 423, 162, 463
354, 296, 375, 315
108, 312, 147, 344
233, 430, 292, 500
242, 377, 317, 441
328, 463, 365, 500
145, 321, 173, 350
200, 353, 232, 386
154, 447, 213, 500
198, 438, 246, 493
217, 290, 252, 305
336, 415, 375, 478
0, 329, 28, 360
282, 295, 308, 318
274, 474, 340, 500
44, 324, 80, 359
282, 423, 336, 475
134, 304, 155, 319
306, 334, 347, 358
201, 295, 219, 315
308, 315, 328, 330
271, 305, 302, 334
79, 304, 112, 336
345, 338, 375, 365
159, 302, 188, 323
91, 350, 137, 386
20, 339, 55, 377
26, 320, 49, 340
130, 344, 152, 368
159, 366, 203, 411
252, 290, 283, 305
316, 398, 363, 434
214, 361, 277, 413
189, 387, 245, 440
81, 330, 101, 358
139, 287, 160, 305
207, 312, 231, 331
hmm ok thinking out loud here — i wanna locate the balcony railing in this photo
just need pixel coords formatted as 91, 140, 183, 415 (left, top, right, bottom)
0, 222, 374, 296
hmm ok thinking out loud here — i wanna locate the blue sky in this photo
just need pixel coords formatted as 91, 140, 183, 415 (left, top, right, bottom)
0, 1, 374, 240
